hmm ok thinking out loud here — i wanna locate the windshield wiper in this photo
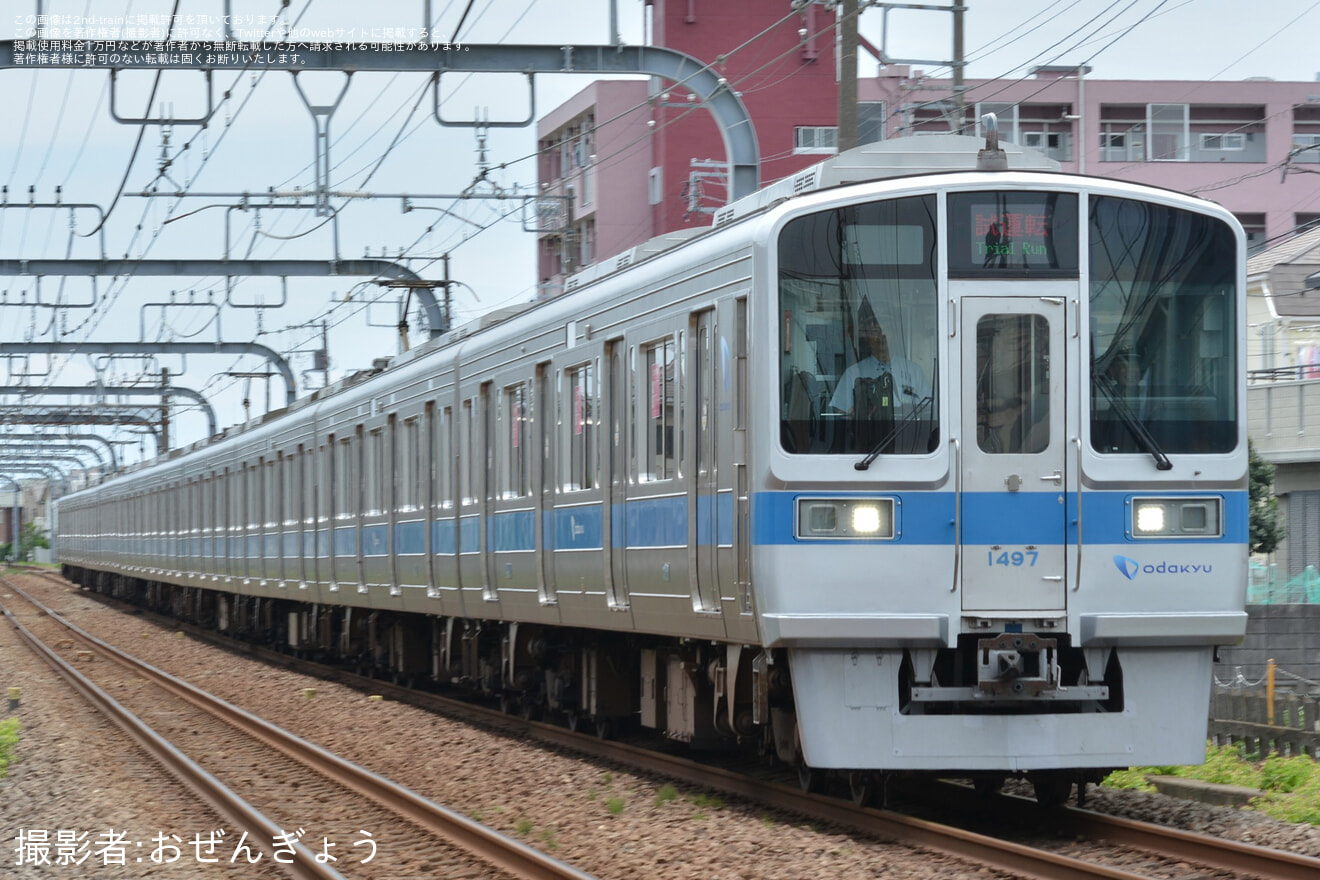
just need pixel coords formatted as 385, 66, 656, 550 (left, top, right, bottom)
855, 395, 934, 470
1093, 372, 1172, 470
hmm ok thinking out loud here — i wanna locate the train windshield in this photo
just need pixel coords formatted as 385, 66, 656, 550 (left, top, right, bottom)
1089, 197, 1238, 455
779, 195, 939, 455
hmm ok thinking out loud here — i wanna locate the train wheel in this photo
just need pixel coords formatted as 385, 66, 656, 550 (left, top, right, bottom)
594, 718, 614, 740
1028, 772, 1073, 808
797, 763, 828, 795
849, 771, 885, 809
498, 694, 517, 715
519, 700, 541, 722
566, 711, 583, 733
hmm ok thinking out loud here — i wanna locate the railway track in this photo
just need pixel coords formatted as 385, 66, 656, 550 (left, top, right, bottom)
11, 567, 1318, 880
0, 573, 596, 880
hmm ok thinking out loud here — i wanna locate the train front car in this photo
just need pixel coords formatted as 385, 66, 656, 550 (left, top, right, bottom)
757, 173, 1247, 801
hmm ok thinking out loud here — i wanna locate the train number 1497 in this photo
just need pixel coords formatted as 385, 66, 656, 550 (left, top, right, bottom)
988, 549, 1038, 567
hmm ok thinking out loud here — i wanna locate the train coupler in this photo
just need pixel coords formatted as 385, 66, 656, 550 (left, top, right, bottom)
976, 633, 1058, 696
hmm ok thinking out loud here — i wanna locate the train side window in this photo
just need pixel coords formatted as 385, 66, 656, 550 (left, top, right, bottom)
301, 447, 314, 529
460, 399, 476, 506
316, 444, 331, 558
335, 436, 356, 522
399, 417, 420, 512
363, 428, 384, 516
437, 405, 454, 509
266, 457, 279, 531
501, 382, 530, 499
282, 450, 297, 526
640, 336, 678, 482
562, 361, 597, 492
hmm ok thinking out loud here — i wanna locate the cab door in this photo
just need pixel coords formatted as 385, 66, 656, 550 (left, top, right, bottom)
959, 294, 1069, 612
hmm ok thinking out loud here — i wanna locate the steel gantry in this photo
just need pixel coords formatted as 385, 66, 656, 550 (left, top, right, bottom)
0, 258, 450, 339
0, 341, 296, 407
0, 383, 218, 439
0, 443, 104, 469
0, 41, 761, 203
0, 434, 118, 471
0, 407, 163, 457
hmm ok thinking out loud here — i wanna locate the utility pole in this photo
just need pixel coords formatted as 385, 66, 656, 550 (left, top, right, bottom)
160, 367, 171, 452
952, 1, 966, 133
321, 321, 330, 389
838, 0, 859, 151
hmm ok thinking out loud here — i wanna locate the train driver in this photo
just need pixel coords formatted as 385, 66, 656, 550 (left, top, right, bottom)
829, 300, 931, 415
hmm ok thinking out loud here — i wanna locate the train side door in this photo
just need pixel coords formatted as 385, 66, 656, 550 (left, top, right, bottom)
959, 294, 1069, 613
604, 338, 629, 609
689, 308, 725, 616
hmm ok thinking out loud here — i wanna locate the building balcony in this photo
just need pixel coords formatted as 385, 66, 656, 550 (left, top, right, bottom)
1249, 376, 1320, 462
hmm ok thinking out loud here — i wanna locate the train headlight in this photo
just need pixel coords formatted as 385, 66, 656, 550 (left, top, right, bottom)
851, 505, 883, 535
1129, 497, 1222, 539
1134, 503, 1165, 534
796, 498, 895, 540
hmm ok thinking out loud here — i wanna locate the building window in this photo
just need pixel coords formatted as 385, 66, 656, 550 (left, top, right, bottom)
1022, 129, 1073, 161
794, 126, 837, 154
976, 102, 1019, 143
1235, 213, 1266, 252
1200, 133, 1245, 151
1148, 103, 1189, 161
648, 166, 663, 205
578, 219, 595, 267
1099, 126, 1145, 162
1292, 134, 1320, 164
858, 101, 886, 145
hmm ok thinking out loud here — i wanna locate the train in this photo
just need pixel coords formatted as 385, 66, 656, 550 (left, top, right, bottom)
55, 132, 1249, 806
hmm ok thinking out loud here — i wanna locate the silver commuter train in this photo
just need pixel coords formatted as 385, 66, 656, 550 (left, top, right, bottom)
57, 135, 1248, 804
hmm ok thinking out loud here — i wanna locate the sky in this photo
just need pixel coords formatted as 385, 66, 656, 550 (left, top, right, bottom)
2, 0, 1319, 466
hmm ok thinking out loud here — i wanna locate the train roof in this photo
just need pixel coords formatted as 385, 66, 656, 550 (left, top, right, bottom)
561, 135, 1061, 295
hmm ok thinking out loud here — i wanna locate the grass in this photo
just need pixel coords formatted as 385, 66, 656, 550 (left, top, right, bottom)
1101, 742, 1320, 824
0, 718, 18, 778
605, 796, 625, 815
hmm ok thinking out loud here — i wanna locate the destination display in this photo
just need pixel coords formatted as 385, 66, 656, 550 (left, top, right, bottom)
947, 191, 1078, 277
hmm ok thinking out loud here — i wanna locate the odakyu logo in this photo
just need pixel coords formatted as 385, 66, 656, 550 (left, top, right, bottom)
1113, 555, 1140, 580
1112, 554, 1214, 580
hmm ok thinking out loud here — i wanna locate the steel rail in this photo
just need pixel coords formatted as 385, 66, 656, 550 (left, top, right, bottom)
36, 567, 1316, 880
918, 779, 1320, 880
1056, 803, 1320, 880
1, 576, 599, 880
0, 591, 344, 880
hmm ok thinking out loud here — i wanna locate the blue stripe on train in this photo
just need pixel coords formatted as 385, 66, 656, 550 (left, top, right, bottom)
296, 491, 1244, 556
749, 490, 1248, 546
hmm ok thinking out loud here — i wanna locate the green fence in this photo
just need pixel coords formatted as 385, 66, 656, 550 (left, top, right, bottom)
1247, 563, 1320, 604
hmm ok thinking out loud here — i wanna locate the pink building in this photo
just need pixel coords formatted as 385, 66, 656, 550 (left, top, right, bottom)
863, 66, 1320, 248
536, 0, 839, 295
537, 4, 1320, 293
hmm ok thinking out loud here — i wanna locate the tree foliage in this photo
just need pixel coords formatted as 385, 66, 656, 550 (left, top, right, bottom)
1249, 441, 1285, 555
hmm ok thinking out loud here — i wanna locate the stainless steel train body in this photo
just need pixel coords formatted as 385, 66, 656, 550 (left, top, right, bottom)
57, 140, 1248, 791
